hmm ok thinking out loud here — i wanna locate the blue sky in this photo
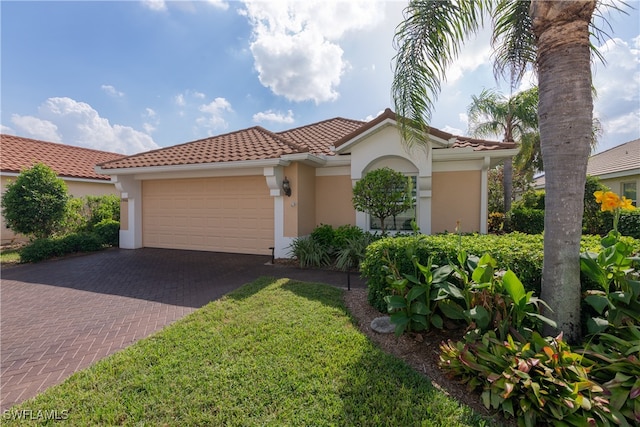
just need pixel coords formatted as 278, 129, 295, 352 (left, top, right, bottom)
2, 0, 639, 155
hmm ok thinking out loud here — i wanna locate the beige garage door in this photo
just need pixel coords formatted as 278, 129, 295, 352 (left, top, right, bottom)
142, 176, 274, 255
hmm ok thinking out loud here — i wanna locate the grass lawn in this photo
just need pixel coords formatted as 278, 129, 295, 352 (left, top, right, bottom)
0, 247, 21, 265
3, 277, 489, 426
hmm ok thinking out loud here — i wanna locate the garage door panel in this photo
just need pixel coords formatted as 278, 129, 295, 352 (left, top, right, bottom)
142, 176, 274, 255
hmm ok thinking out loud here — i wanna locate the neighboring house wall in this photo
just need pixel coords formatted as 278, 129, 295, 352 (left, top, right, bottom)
315, 170, 355, 227
431, 170, 482, 233
598, 175, 639, 206
1, 175, 118, 244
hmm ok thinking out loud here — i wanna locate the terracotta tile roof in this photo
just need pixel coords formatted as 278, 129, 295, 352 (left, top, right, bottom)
99, 126, 309, 170
99, 109, 515, 171
1, 134, 125, 181
450, 138, 517, 151
277, 117, 366, 155
587, 139, 640, 177
333, 108, 514, 151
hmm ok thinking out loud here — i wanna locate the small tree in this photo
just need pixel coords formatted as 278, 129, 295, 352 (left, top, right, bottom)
352, 167, 412, 234
1, 163, 69, 239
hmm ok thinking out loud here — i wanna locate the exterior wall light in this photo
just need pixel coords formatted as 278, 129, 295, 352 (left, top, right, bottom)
282, 177, 292, 197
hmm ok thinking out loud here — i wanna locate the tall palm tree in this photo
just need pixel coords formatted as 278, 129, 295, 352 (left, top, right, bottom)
467, 87, 539, 213
392, 0, 623, 342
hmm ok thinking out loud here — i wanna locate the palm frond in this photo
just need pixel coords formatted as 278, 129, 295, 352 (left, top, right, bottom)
491, 0, 536, 89
392, 0, 488, 146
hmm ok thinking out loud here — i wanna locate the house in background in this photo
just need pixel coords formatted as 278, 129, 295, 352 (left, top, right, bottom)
97, 109, 518, 258
587, 138, 639, 205
0, 134, 125, 244
533, 138, 639, 205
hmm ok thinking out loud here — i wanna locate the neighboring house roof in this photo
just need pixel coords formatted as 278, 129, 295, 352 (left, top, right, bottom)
1, 134, 125, 181
587, 138, 640, 178
534, 138, 640, 189
99, 109, 516, 171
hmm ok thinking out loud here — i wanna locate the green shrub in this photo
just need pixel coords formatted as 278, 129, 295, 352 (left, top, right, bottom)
288, 236, 332, 268
362, 233, 546, 312
92, 219, 120, 247
1, 163, 69, 239
487, 212, 505, 233
20, 233, 104, 263
333, 224, 364, 250
362, 233, 639, 313
509, 207, 544, 234
310, 224, 335, 250
619, 209, 640, 239
20, 238, 62, 263
516, 189, 546, 210
439, 331, 614, 426
85, 194, 120, 228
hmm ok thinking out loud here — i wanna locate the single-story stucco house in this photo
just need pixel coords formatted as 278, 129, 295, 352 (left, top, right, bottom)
0, 134, 125, 244
97, 109, 518, 258
534, 138, 639, 206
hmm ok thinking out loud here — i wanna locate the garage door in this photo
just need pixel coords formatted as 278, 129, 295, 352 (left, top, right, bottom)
142, 176, 274, 255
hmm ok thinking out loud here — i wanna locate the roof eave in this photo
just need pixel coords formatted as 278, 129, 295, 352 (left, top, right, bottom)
432, 147, 520, 162
95, 158, 291, 176
280, 153, 327, 167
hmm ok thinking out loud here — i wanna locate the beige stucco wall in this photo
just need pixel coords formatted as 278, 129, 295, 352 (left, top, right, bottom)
315, 174, 356, 227
1, 175, 118, 244
283, 163, 318, 238
431, 170, 482, 233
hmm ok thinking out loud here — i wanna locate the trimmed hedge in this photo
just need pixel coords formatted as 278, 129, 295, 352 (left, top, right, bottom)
20, 233, 104, 263
361, 232, 640, 313
509, 207, 544, 234
619, 209, 640, 239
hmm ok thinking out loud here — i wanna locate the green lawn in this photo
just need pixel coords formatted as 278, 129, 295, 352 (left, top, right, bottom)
3, 277, 492, 426
0, 247, 21, 265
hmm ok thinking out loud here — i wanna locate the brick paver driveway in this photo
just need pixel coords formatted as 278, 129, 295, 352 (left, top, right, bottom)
0, 248, 365, 410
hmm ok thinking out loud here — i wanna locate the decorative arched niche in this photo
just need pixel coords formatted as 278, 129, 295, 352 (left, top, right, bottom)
358, 155, 419, 232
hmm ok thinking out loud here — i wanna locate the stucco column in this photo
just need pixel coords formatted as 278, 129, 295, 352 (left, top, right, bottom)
264, 166, 292, 259
113, 175, 142, 249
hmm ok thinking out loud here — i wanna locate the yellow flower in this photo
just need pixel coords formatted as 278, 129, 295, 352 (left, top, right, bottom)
594, 190, 605, 204
620, 196, 635, 210
596, 191, 621, 212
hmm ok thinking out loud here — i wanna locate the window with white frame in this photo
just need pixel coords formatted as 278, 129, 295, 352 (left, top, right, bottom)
622, 181, 637, 206
369, 175, 417, 231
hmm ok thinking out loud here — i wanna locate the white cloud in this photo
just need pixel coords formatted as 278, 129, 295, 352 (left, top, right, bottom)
197, 97, 233, 132
241, 1, 385, 104
443, 27, 493, 85
252, 109, 294, 124
593, 36, 640, 149
101, 84, 124, 98
206, 0, 229, 11
144, 108, 157, 118
143, 122, 157, 133
175, 94, 186, 107
11, 97, 159, 155
143, 0, 228, 13
601, 110, 640, 135
10, 115, 62, 142
441, 125, 464, 135
1, 124, 16, 134
142, 0, 167, 12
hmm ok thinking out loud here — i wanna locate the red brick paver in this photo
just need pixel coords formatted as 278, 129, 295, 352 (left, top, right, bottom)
1, 248, 364, 410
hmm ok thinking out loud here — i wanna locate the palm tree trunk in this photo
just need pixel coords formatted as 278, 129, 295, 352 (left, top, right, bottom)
531, 0, 595, 343
503, 157, 513, 213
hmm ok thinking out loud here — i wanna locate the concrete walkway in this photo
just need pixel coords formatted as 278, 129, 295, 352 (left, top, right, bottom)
0, 248, 365, 410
